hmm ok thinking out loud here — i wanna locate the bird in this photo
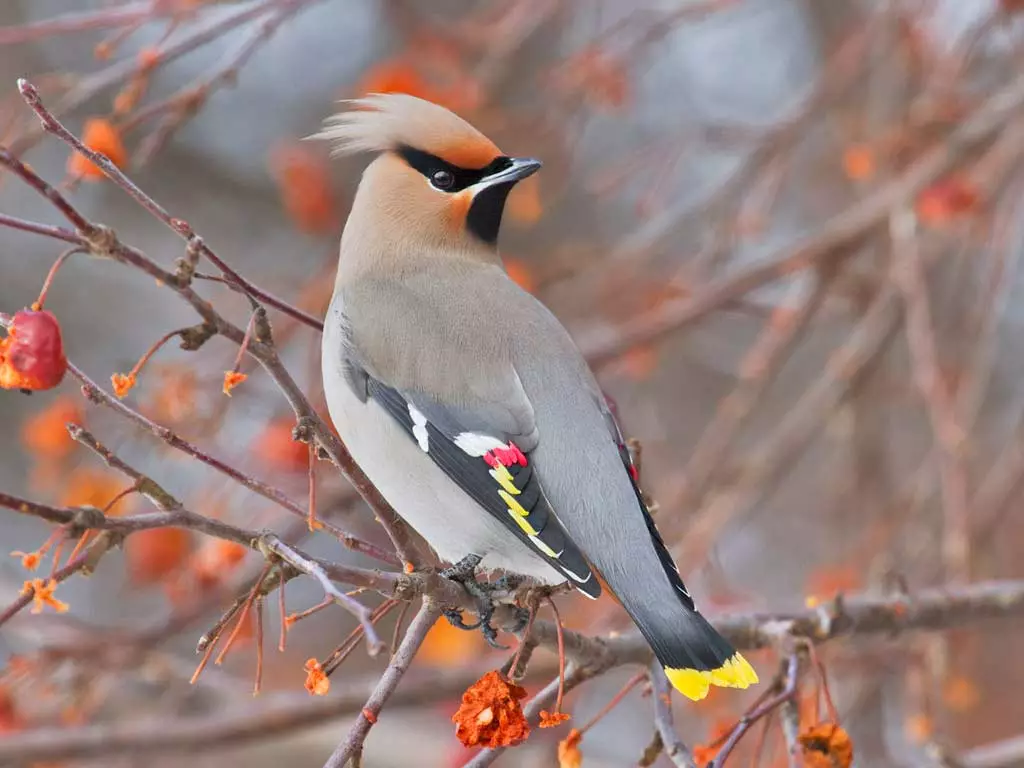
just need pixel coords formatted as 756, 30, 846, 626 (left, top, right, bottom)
314, 93, 758, 701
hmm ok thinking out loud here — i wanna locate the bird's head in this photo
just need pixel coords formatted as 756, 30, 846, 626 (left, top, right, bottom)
314, 94, 540, 260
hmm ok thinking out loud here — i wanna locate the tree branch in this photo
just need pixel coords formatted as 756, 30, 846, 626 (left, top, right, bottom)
4, 80, 425, 568
578, 65, 1024, 366
67, 361, 390, 563
649, 662, 695, 768
321, 600, 441, 768
2, 580, 1023, 762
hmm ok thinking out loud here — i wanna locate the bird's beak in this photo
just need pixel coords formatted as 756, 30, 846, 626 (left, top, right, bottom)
477, 156, 542, 191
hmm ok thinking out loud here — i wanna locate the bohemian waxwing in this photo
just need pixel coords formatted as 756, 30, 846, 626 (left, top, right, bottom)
315, 94, 757, 700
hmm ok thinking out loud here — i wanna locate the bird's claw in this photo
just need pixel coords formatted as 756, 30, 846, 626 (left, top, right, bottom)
442, 607, 482, 631
440, 554, 509, 648
440, 553, 483, 582
480, 617, 506, 649
488, 573, 526, 592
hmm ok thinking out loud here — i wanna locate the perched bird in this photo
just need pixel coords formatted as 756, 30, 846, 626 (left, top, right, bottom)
315, 94, 758, 701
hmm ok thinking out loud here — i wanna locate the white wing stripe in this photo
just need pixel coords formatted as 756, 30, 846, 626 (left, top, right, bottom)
453, 431, 507, 456
408, 405, 430, 452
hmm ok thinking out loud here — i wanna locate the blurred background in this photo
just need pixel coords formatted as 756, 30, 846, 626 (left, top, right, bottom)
2, 0, 1024, 766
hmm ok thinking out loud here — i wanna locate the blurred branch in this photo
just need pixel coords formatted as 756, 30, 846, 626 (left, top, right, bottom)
6, 0, 321, 158
607, 6, 882, 265
579, 64, 1024, 367
673, 268, 835, 513
504, 578, 1024, 679
679, 280, 901, 562
0, 2, 167, 46
890, 209, 970, 582
0, 664, 508, 764
961, 735, 1024, 768
125, 2, 323, 164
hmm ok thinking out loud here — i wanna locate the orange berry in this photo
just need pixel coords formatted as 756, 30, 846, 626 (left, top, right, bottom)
21, 397, 82, 460
111, 372, 136, 399
254, 419, 308, 472
67, 118, 127, 180
916, 177, 979, 225
126, 527, 191, 584
268, 143, 339, 235
504, 258, 537, 294
842, 144, 875, 181
304, 658, 330, 696
192, 540, 247, 587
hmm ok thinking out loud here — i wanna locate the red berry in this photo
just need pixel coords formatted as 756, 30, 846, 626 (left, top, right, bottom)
0, 309, 68, 391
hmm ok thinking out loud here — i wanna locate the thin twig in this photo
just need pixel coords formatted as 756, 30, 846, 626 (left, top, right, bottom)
649, 662, 695, 767
6, 81, 424, 568
18, 78, 324, 330
258, 535, 384, 656
321, 601, 441, 768
0, 531, 121, 628
68, 359, 389, 562
578, 65, 1024, 366
891, 208, 970, 582
680, 281, 902, 563
710, 654, 800, 768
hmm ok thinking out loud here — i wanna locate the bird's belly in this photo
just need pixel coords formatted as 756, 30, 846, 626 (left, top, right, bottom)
322, 358, 563, 584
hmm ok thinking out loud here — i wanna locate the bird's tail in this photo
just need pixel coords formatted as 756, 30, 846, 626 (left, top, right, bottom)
627, 599, 758, 701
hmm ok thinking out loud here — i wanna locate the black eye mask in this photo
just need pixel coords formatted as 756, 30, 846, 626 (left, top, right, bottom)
395, 145, 516, 245
396, 145, 512, 193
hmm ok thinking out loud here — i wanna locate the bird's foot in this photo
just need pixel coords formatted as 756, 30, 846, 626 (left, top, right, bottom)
441, 607, 482, 631
440, 553, 483, 582
439, 554, 509, 649
488, 573, 526, 593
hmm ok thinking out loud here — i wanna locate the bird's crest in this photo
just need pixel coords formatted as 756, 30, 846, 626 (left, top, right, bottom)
312, 93, 501, 169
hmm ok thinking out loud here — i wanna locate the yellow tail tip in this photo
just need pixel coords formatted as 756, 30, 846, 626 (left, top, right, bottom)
665, 653, 759, 701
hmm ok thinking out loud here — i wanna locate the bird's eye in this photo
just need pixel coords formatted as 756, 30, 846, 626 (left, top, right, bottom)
430, 169, 454, 190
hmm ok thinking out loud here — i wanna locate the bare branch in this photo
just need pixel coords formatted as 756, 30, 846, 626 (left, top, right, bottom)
891, 209, 970, 582
710, 654, 799, 768
67, 361, 389, 562
579, 65, 1024, 366
5, 80, 424, 567
0, 2, 160, 45
0, 664, 505, 764
2, 579, 1024, 762
961, 735, 1024, 768
259, 534, 384, 656
321, 600, 441, 768
649, 662, 695, 768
